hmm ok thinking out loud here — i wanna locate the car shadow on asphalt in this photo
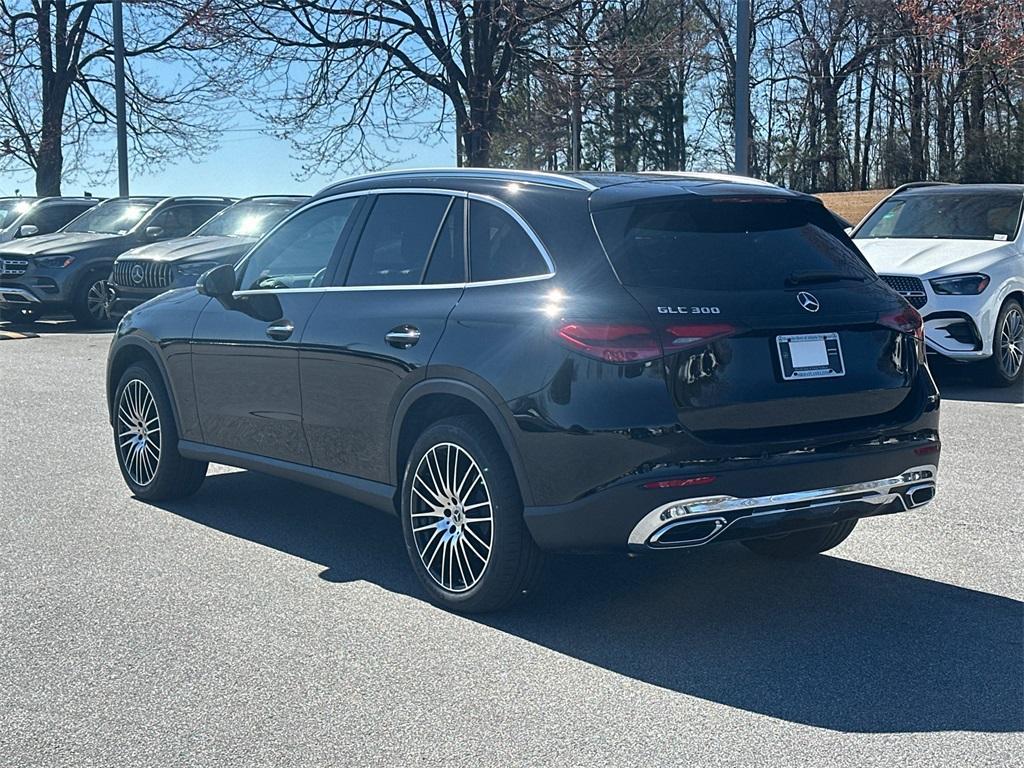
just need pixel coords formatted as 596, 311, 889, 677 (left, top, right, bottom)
0, 319, 113, 335
150, 469, 1023, 735
930, 362, 1023, 404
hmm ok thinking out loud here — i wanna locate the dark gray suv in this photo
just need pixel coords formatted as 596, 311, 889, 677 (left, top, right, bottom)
0, 196, 232, 325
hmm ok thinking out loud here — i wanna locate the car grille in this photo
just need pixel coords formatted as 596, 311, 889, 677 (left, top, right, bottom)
112, 259, 174, 289
880, 275, 927, 309
0, 258, 29, 277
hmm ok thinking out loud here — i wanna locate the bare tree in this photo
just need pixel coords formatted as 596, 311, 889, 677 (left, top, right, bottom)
223, 0, 582, 170
0, 1, 231, 195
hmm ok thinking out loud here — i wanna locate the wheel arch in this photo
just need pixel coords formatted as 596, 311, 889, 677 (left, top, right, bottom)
390, 379, 535, 509
106, 338, 180, 432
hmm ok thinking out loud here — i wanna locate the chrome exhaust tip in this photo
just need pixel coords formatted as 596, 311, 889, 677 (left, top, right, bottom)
649, 517, 727, 548
906, 484, 936, 508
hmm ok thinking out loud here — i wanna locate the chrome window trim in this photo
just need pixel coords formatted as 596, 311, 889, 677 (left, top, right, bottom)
232, 187, 555, 296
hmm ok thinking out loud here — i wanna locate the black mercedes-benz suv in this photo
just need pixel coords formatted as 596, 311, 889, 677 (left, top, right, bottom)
106, 169, 940, 612
0, 196, 232, 325
110, 195, 308, 314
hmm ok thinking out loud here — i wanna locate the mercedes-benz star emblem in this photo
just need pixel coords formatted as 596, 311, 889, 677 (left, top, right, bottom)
797, 291, 820, 312
130, 264, 145, 285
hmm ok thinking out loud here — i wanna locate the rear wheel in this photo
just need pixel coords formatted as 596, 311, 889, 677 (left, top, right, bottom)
113, 363, 207, 500
979, 298, 1023, 388
400, 415, 544, 612
72, 273, 115, 327
742, 519, 858, 558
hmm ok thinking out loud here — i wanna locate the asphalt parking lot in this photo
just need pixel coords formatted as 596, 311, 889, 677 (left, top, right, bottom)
1, 323, 1021, 767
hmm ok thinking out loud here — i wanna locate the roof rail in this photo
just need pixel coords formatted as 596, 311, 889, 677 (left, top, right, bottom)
637, 171, 778, 188
322, 167, 597, 193
891, 181, 955, 195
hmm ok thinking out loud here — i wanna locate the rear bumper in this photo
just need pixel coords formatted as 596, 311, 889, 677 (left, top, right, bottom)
523, 434, 940, 551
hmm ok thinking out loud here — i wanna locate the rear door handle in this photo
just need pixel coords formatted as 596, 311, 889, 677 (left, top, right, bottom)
266, 321, 294, 341
385, 325, 421, 348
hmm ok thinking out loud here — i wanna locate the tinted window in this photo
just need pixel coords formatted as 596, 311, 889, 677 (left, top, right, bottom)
592, 197, 873, 290
468, 200, 549, 282
238, 198, 357, 290
423, 199, 465, 284
65, 200, 154, 234
149, 204, 227, 239
28, 203, 93, 233
856, 192, 1023, 241
346, 194, 450, 286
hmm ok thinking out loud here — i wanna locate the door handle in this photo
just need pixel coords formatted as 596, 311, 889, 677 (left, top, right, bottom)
266, 320, 295, 340
385, 325, 421, 348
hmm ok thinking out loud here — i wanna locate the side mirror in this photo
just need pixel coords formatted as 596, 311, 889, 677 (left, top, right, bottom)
145, 225, 165, 240
196, 263, 236, 298
16, 224, 39, 238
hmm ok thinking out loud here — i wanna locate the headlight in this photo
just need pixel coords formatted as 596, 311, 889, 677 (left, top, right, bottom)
929, 273, 990, 295
175, 262, 218, 277
34, 255, 76, 268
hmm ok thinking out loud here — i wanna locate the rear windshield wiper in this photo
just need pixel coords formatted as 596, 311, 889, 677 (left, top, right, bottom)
785, 270, 869, 287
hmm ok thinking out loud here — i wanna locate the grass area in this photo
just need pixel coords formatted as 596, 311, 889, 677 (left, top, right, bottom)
815, 189, 892, 226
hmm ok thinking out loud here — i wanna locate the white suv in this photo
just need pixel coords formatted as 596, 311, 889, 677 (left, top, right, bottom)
854, 183, 1024, 387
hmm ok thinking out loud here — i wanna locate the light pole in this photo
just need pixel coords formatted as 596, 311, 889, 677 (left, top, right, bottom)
113, 0, 129, 196
734, 0, 750, 176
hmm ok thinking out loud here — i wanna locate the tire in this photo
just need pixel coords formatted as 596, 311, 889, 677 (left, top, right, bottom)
741, 519, 858, 558
978, 298, 1024, 388
113, 363, 208, 501
72, 272, 115, 327
400, 415, 544, 612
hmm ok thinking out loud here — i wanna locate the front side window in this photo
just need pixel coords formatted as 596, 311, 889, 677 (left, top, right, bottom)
27, 203, 93, 233
238, 198, 357, 290
345, 194, 452, 286
856, 192, 1024, 241
64, 200, 154, 234
149, 204, 227, 239
468, 200, 549, 282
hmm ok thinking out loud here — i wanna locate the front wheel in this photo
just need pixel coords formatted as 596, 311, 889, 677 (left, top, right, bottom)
742, 519, 858, 558
72, 273, 115, 327
979, 298, 1023, 388
113, 363, 208, 500
400, 415, 544, 612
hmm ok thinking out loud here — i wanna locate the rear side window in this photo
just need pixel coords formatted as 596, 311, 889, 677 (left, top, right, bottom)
423, 199, 465, 284
346, 194, 451, 286
469, 200, 550, 282
592, 197, 873, 290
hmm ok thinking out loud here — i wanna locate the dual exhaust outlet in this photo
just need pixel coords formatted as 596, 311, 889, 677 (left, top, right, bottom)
629, 466, 938, 550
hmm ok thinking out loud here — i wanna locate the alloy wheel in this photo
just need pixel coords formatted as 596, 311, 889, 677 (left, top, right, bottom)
86, 278, 113, 322
117, 379, 161, 486
409, 442, 494, 593
998, 306, 1023, 379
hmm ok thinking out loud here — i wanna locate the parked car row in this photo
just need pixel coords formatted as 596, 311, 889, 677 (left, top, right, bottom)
2, 180, 1021, 388
0, 194, 307, 325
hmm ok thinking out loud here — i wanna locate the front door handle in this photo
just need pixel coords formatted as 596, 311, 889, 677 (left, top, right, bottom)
266, 320, 294, 341
385, 325, 421, 348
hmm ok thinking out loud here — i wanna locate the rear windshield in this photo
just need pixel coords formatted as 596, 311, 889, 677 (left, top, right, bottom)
592, 197, 873, 290
855, 191, 1023, 241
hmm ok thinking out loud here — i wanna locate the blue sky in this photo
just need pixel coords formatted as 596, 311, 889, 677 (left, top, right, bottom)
2, 124, 458, 199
